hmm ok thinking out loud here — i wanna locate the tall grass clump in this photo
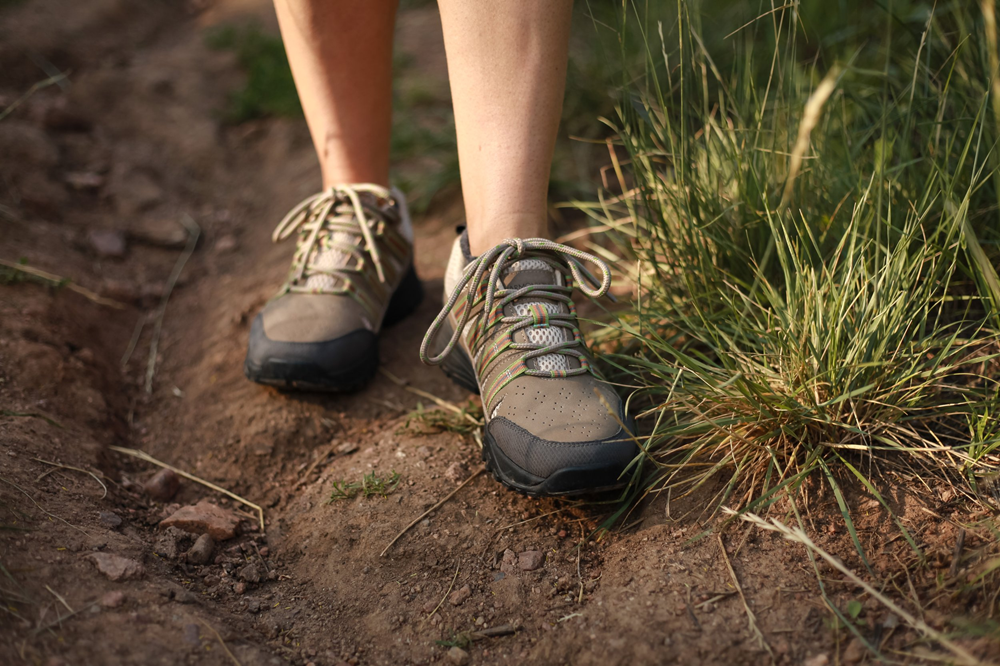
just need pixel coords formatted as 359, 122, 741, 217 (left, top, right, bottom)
588, 1, 1000, 529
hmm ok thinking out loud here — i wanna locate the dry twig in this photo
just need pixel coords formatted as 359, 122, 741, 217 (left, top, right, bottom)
718, 533, 772, 656
380, 467, 485, 557
736, 511, 985, 666
108, 446, 264, 532
0, 258, 126, 309
429, 565, 460, 618
32, 458, 107, 499
197, 618, 242, 666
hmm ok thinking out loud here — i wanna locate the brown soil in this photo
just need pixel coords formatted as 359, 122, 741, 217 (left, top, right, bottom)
1, 2, 998, 665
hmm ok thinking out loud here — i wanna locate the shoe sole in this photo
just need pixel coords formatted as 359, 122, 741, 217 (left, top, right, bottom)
428, 317, 629, 497
244, 264, 424, 392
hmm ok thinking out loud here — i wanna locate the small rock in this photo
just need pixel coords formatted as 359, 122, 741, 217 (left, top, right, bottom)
518, 550, 545, 571
842, 639, 865, 664
421, 600, 436, 614
336, 442, 359, 455
144, 469, 180, 501
100, 590, 126, 608
65, 171, 104, 191
214, 234, 238, 253
238, 562, 263, 584
500, 549, 518, 575
446, 647, 470, 666
803, 656, 829, 666
444, 462, 467, 483
87, 229, 127, 259
186, 534, 215, 565
449, 584, 471, 606
88, 553, 144, 581
98, 511, 122, 529
493, 571, 506, 582
129, 218, 187, 248
233, 581, 246, 595
247, 598, 262, 613
160, 500, 240, 540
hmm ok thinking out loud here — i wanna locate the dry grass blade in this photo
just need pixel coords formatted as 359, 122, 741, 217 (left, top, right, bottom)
0, 476, 89, 536
32, 458, 107, 499
379, 367, 483, 427
718, 533, 772, 656
0, 73, 68, 122
32, 600, 98, 635
108, 446, 264, 532
146, 214, 200, 394
734, 510, 987, 666
778, 66, 840, 212
0, 258, 126, 309
196, 618, 242, 666
44, 585, 73, 614
380, 467, 485, 557
429, 565, 460, 618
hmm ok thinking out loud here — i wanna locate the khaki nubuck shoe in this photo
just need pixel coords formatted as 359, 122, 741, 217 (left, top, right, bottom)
245, 184, 422, 391
420, 232, 637, 496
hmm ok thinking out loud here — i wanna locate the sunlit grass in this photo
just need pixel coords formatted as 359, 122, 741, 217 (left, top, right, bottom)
586, 1, 1000, 533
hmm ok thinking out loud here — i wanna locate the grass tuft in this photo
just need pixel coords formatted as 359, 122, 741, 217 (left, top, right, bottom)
328, 471, 402, 501
589, 1, 1000, 553
205, 23, 302, 123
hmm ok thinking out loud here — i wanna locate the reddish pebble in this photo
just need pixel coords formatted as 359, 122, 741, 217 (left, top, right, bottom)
449, 584, 471, 606
518, 550, 545, 571
143, 469, 180, 502
88, 553, 145, 581
160, 499, 240, 540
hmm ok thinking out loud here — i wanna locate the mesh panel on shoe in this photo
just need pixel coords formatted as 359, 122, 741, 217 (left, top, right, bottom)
304, 232, 359, 291
512, 301, 570, 371
506, 258, 550, 273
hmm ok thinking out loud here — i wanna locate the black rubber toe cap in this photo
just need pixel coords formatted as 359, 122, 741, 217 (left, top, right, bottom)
243, 313, 379, 392
483, 417, 638, 496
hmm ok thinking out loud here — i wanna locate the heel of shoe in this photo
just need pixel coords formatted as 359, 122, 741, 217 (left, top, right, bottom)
383, 264, 424, 327
429, 317, 480, 395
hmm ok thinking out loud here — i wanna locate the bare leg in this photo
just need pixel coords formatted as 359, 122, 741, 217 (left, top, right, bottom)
274, 0, 397, 188
437, 0, 574, 255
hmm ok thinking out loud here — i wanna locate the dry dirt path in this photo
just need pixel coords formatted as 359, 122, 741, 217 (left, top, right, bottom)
2, 2, 982, 665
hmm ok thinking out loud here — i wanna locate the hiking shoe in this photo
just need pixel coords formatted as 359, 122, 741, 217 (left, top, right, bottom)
420, 232, 637, 496
245, 184, 422, 391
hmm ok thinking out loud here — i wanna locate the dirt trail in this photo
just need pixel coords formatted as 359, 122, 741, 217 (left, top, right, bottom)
1, 2, 993, 665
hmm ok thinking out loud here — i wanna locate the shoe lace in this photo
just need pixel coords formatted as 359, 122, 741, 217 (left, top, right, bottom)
420, 238, 613, 388
272, 183, 392, 294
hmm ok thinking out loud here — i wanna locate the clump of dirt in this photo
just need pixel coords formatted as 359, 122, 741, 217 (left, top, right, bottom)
1, 1, 999, 665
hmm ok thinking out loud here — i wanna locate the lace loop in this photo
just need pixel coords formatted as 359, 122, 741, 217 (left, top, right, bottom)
419, 238, 613, 383
272, 183, 392, 291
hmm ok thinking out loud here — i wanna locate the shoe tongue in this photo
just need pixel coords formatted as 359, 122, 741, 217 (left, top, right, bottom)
503, 258, 559, 289
303, 192, 392, 291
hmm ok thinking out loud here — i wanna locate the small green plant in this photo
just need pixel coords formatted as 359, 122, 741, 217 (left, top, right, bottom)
328, 471, 402, 501
205, 23, 302, 123
435, 630, 473, 650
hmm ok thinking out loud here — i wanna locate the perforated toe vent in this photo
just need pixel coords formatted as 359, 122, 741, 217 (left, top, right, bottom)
492, 375, 622, 443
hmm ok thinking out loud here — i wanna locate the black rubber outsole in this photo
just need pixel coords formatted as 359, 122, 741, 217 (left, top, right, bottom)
244, 264, 424, 392
428, 317, 629, 497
